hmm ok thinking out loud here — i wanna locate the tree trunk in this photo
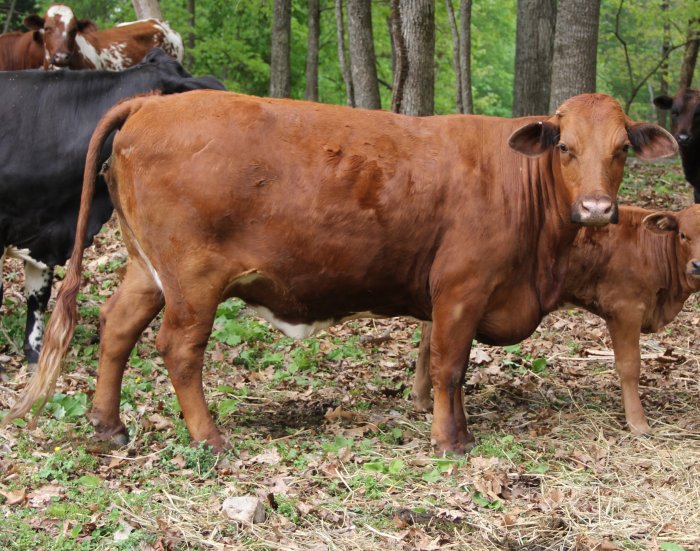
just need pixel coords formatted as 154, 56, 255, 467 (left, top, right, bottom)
305, 0, 320, 101
347, 0, 381, 109
399, 0, 435, 116
336, 0, 355, 106
269, 0, 292, 98
549, 0, 600, 112
132, 0, 162, 20
512, 0, 556, 116
658, 1, 670, 128
3, 0, 17, 34
680, 18, 699, 89
445, 0, 462, 113
184, 0, 195, 69
390, 0, 408, 113
458, 0, 472, 114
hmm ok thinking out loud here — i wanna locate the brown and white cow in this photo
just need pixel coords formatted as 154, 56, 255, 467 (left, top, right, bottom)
654, 88, 700, 203
412, 205, 700, 434
26, 4, 182, 70
3, 92, 676, 454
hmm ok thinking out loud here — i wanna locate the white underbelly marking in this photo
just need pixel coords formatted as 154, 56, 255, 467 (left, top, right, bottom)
252, 306, 384, 340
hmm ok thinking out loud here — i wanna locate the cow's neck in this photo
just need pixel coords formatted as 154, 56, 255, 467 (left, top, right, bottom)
74, 33, 101, 69
524, 151, 579, 314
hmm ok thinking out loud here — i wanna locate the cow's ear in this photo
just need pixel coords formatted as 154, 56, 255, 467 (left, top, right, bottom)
77, 19, 98, 33
23, 14, 44, 31
643, 212, 679, 234
627, 123, 678, 161
653, 95, 673, 110
508, 121, 560, 158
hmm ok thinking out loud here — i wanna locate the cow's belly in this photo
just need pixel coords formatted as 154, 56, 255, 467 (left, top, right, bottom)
229, 269, 425, 338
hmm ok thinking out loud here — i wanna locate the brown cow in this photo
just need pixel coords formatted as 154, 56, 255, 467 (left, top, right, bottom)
26, 4, 182, 70
412, 206, 700, 434
654, 88, 700, 203
0, 29, 44, 70
3, 91, 676, 454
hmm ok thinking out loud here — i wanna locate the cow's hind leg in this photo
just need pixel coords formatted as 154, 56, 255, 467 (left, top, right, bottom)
89, 259, 164, 445
23, 261, 53, 367
156, 287, 224, 451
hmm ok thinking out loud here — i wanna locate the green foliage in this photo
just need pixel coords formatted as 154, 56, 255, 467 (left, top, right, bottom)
44, 392, 88, 420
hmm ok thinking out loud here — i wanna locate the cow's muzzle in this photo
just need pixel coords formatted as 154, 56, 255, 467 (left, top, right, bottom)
51, 52, 71, 67
688, 260, 700, 278
676, 132, 692, 145
571, 196, 618, 226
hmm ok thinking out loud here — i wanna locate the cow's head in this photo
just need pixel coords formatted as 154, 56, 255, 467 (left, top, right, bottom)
33, 4, 96, 68
654, 88, 700, 147
139, 48, 226, 93
644, 205, 700, 286
509, 93, 677, 227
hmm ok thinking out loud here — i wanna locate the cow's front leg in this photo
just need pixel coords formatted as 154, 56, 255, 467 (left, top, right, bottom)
23, 262, 53, 367
430, 301, 479, 455
606, 314, 649, 434
411, 321, 433, 412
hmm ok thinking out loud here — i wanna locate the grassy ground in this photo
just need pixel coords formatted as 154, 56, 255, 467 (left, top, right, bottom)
0, 158, 699, 550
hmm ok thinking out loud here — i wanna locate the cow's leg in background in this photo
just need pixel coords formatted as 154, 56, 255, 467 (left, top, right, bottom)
429, 294, 482, 454
90, 259, 164, 444
411, 321, 433, 412
694, 186, 700, 204
23, 261, 53, 367
606, 315, 650, 434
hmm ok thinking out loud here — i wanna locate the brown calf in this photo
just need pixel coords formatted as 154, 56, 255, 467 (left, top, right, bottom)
412, 206, 700, 433
0, 30, 44, 70
654, 88, 700, 203
26, 4, 181, 70
3, 91, 676, 454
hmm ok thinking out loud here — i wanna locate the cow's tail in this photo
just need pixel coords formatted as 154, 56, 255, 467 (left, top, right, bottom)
2, 95, 153, 426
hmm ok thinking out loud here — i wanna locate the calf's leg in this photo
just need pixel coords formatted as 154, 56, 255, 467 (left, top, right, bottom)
89, 260, 164, 444
606, 315, 650, 434
23, 262, 53, 366
411, 321, 433, 412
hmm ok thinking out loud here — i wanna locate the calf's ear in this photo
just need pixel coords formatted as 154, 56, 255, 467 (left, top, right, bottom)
643, 212, 679, 234
23, 14, 44, 31
627, 123, 677, 160
508, 121, 560, 158
653, 95, 673, 110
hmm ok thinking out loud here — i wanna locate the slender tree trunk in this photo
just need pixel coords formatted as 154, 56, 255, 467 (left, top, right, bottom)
658, 1, 670, 128
347, 0, 381, 109
132, 0, 162, 19
269, 0, 292, 98
458, 0, 472, 114
445, 0, 462, 113
549, 0, 600, 112
512, 0, 556, 116
399, 0, 435, 116
3, 0, 17, 34
390, 0, 407, 113
305, 0, 320, 101
184, 0, 195, 69
336, 0, 355, 106
680, 18, 699, 89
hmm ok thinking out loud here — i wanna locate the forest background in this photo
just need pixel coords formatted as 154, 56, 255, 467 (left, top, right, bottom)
1, 0, 699, 122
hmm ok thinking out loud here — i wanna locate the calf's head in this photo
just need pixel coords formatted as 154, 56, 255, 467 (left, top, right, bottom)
654, 88, 700, 146
644, 205, 700, 285
31, 4, 96, 68
509, 93, 677, 226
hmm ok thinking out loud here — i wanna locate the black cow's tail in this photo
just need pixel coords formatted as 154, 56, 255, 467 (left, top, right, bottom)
2, 95, 154, 426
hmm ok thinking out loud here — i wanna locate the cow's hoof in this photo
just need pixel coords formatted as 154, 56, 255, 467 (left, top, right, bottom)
411, 392, 433, 413
89, 414, 129, 446
432, 434, 476, 456
628, 420, 651, 435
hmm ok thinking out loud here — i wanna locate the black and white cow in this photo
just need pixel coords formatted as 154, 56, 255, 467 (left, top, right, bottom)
0, 49, 224, 368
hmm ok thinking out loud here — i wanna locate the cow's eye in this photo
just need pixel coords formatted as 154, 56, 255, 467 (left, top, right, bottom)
622, 144, 630, 153
680, 232, 688, 240
558, 143, 569, 153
